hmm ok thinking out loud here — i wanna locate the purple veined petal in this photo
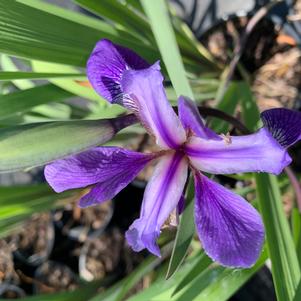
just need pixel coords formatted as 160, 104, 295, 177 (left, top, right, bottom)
185, 128, 292, 175
126, 151, 188, 256
178, 96, 220, 139
87, 39, 150, 104
45, 147, 156, 206
194, 172, 264, 268
121, 62, 186, 149
261, 108, 301, 148
177, 193, 186, 215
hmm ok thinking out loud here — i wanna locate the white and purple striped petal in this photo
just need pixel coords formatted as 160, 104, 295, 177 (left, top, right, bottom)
178, 96, 219, 139
87, 39, 149, 104
126, 152, 188, 256
45, 147, 155, 206
185, 128, 291, 175
261, 108, 301, 148
194, 172, 264, 268
121, 63, 186, 149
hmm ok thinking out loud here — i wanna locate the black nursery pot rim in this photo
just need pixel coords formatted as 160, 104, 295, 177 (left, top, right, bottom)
0, 283, 26, 298
13, 218, 55, 266
55, 200, 114, 243
78, 230, 118, 282
78, 234, 100, 282
33, 260, 79, 295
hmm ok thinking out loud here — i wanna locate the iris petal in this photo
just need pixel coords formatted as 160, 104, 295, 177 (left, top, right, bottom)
121, 63, 186, 149
194, 172, 264, 268
185, 128, 291, 175
45, 147, 155, 206
87, 39, 149, 104
126, 152, 188, 256
178, 96, 219, 139
261, 108, 301, 148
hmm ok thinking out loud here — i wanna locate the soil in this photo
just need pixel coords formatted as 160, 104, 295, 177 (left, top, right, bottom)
253, 47, 301, 110
0, 240, 15, 284
80, 228, 123, 281
34, 261, 78, 294
202, 17, 281, 74
54, 200, 113, 242
13, 213, 54, 265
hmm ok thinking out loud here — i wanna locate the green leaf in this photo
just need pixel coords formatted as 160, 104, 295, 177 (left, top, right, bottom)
31, 60, 102, 103
74, 0, 153, 41
128, 249, 267, 301
256, 174, 301, 301
0, 184, 75, 238
0, 0, 105, 66
90, 243, 173, 301
239, 81, 259, 130
18, 0, 117, 33
0, 84, 72, 120
0, 114, 136, 173
292, 208, 301, 265
240, 80, 301, 301
0, 0, 158, 67
0, 71, 86, 81
293, 280, 301, 301
210, 82, 240, 133
126, 255, 201, 301
0, 54, 35, 89
141, 0, 194, 99
172, 251, 212, 295
171, 248, 268, 301
166, 178, 195, 279
0, 280, 102, 301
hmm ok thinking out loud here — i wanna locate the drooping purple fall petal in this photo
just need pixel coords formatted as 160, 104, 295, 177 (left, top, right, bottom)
185, 128, 291, 175
126, 152, 188, 256
121, 63, 186, 149
194, 172, 264, 268
261, 108, 301, 148
178, 96, 220, 139
87, 39, 149, 104
45, 147, 155, 205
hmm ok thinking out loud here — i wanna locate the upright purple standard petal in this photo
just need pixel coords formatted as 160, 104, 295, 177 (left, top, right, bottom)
261, 108, 301, 148
178, 96, 219, 139
185, 128, 292, 175
194, 172, 264, 268
87, 39, 149, 104
45, 147, 155, 207
121, 63, 186, 149
126, 152, 188, 256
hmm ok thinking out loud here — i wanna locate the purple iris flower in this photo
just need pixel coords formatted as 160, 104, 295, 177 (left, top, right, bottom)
45, 39, 301, 268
